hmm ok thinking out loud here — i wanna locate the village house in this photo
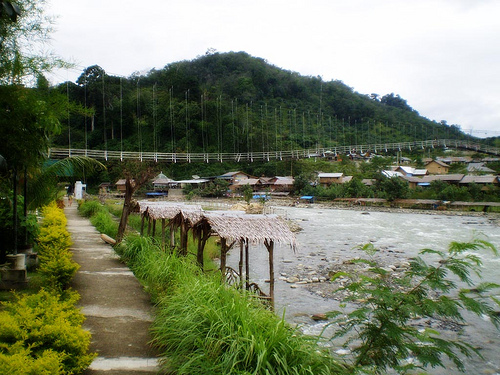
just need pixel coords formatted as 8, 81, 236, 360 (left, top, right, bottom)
98, 182, 111, 195
115, 179, 135, 194
318, 172, 344, 186
217, 171, 254, 185
425, 160, 450, 175
436, 156, 472, 165
152, 172, 172, 191
266, 176, 295, 193
394, 166, 428, 177
459, 175, 500, 189
467, 163, 495, 174
229, 178, 261, 193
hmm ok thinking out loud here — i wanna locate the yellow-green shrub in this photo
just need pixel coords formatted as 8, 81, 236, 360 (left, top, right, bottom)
36, 203, 76, 291
37, 226, 72, 252
0, 290, 96, 374
39, 202, 67, 228
0, 344, 64, 375
37, 250, 79, 292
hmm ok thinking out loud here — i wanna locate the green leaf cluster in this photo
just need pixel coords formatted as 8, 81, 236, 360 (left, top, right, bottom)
328, 238, 500, 373
0, 290, 96, 374
36, 202, 78, 292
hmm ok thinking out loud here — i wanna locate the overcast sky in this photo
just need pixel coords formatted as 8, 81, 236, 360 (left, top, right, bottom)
46, 0, 500, 138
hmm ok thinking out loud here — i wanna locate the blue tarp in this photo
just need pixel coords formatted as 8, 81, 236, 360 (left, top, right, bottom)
300, 196, 315, 202
146, 192, 168, 196
253, 194, 270, 200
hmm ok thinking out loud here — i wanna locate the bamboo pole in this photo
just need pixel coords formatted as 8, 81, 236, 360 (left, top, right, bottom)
245, 239, 250, 289
170, 223, 175, 248
265, 239, 275, 311
220, 237, 227, 279
161, 218, 166, 250
239, 240, 244, 288
140, 214, 145, 235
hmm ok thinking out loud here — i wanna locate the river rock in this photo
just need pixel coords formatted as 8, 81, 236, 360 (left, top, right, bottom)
311, 313, 328, 321
286, 276, 300, 283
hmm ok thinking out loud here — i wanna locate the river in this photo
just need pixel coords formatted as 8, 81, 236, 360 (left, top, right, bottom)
226, 206, 500, 374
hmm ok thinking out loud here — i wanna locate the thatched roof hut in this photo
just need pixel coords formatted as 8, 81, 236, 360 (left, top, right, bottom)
135, 201, 296, 309
199, 211, 295, 248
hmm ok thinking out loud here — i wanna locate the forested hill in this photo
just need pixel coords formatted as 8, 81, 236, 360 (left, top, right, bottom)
54, 51, 472, 154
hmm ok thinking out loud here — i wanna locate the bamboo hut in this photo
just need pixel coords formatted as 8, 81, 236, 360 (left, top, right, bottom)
193, 211, 296, 309
136, 201, 296, 309
138, 201, 202, 252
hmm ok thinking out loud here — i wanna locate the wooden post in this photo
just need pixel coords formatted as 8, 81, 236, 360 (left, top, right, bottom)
140, 214, 146, 236
180, 219, 189, 256
239, 240, 244, 288
265, 239, 275, 311
197, 230, 204, 269
161, 218, 166, 250
152, 219, 157, 238
220, 237, 227, 280
245, 239, 250, 290
147, 217, 152, 236
170, 224, 175, 249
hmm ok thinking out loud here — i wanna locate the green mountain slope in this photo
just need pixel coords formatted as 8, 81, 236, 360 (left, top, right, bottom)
54, 51, 471, 154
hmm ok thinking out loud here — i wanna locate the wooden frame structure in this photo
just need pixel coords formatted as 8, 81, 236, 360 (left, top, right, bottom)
137, 201, 296, 309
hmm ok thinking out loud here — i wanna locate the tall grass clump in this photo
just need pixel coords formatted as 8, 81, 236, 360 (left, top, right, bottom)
151, 273, 344, 375
113, 233, 344, 374
78, 200, 118, 238
78, 199, 103, 218
89, 211, 118, 238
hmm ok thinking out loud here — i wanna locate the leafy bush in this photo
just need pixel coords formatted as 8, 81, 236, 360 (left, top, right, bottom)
0, 344, 64, 375
78, 199, 104, 218
36, 203, 78, 292
39, 202, 68, 228
0, 290, 96, 374
328, 239, 500, 373
37, 249, 79, 293
37, 225, 72, 253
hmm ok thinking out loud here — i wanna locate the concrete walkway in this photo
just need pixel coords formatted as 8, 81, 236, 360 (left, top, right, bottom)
64, 201, 163, 375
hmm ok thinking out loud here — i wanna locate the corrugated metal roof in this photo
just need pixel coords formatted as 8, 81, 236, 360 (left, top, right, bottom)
459, 175, 498, 184
318, 172, 343, 178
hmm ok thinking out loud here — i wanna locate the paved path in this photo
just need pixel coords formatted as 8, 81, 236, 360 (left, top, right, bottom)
64, 201, 163, 375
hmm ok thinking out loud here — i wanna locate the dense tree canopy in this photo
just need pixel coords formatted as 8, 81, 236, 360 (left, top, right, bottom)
53, 52, 473, 157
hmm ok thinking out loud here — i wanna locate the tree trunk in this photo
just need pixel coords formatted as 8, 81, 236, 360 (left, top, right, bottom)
116, 178, 134, 244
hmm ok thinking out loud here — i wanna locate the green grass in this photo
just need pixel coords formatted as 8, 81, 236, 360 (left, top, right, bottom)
80, 199, 346, 374
79, 200, 119, 238
152, 274, 343, 374
122, 236, 344, 374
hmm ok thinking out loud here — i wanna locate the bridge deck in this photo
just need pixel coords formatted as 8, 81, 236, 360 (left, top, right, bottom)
48, 139, 499, 162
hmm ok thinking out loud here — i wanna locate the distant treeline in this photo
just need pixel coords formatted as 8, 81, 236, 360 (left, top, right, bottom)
53, 51, 473, 154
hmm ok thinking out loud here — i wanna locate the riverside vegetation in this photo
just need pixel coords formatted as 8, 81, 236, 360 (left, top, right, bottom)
0, 202, 95, 375
79, 198, 500, 374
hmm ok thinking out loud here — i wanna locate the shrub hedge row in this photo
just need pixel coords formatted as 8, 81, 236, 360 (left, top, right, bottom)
0, 202, 95, 375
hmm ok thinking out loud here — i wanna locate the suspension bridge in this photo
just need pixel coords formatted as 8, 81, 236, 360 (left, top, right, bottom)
48, 139, 499, 163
